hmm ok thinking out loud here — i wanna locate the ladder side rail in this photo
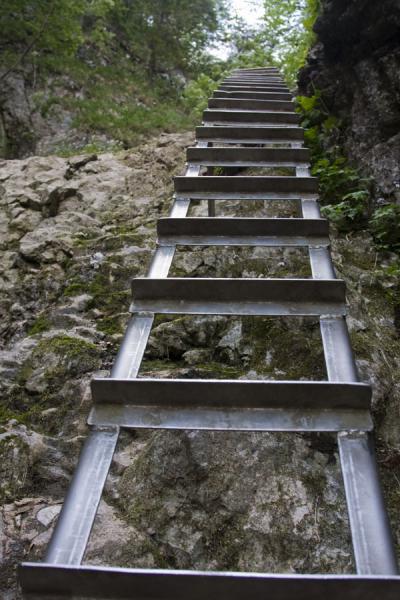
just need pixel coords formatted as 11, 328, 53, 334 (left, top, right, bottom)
297, 147, 399, 575
44, 144, 207, 566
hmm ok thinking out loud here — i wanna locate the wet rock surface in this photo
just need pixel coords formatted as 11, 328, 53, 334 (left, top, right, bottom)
0, 133, 399, 598
299, 0, 400, 197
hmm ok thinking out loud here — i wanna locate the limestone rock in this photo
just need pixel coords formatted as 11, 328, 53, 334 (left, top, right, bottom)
299, 0, 400, 196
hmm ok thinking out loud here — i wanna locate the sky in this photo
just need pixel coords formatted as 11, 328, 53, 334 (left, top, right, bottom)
230, 0, 265, 28
210, 0, 265, 59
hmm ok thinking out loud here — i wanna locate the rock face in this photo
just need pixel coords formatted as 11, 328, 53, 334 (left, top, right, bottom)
298, 0, 400, 196
0, 134, 399, 598
0, 71, 93, 159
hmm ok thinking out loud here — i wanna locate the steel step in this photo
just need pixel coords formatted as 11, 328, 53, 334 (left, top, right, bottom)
219, 85, 289, 93
186, 146, 310, 166
157, 217, 328, 247
223, 78, 284, 84
219, 84, 288, 89
196, 126, 304, 143
174, 176, 318, 198
21, 564, 400, 600
233, 67, 279, 71
213, 90, 292, 100
88, 378, 372, 431
91, 378, 370, 410
220, 80, 287, 85
129, 277, 345, 316
220, 81, 287, 86
203, 109, 299, 124
208, 98, 294, 111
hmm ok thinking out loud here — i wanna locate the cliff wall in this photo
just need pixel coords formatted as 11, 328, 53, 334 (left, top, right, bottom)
299, 0, 400, 197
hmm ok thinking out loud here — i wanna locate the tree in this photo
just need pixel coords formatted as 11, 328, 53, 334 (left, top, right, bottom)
111, 0, 226, 76
226, 0, 320, 86
0, 0, 87, 78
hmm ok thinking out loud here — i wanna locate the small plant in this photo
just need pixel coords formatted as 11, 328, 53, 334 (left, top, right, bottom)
27, 315, 51, 336
297, 92, 372, 233
183, 74, 221, 118
321, 194, 368, 232
370, 204, 400, 252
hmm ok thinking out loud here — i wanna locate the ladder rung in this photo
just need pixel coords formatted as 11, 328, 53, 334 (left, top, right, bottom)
92, 378, 371, 409
196, 126, 303, 143
213, 91, 292, 100
219, 82, 288, 88
221, 75, 285, 85
223, 82, 284, 87
174, 176, 318, 198
233, 67, 280, 71
186, 146, 310, 166
22, 564, 400, 599
157, 217, 329, 247
129, 277, 345, 316
220, 81, 287, 87
218, 86, 289, 93
203, 110, 299, 124
89, 378, 372, 431
208, 99, 294, 111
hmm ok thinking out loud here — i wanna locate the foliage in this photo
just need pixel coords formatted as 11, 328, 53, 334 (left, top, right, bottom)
312, 157, 370, 206
370, 205, 400, 252
0, 0, 228, 149
263, 0, 320, 85
296, 92, 371, 230
67, 67, 193, 145
372, 261, 400, 316
1, 0, 225, 78
226, 20, 273, 69
226, 0, 320, 86
109, 0, 226, 77
298, 92, 400, 253
321, 197, 367, 232
183, 73, 222, 118
0, 0, 85, 73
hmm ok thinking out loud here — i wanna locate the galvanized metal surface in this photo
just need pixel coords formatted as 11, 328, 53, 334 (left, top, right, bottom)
196, 125, 304, 142
186, 146, 310, 165
338, 432, 399, 574
157, 217, 329, 247
207, 99, 295, 111
91, 378, 371, 409
213, 90, 292, 100
44, 428, 118, 565
129, 277, 346, 316
90, 405, 373, 432
217, 88, 290, 96
89, 378, 372, 431
19, 564, 400, 600
174, 175, 318, 194
203, 109, 299, 124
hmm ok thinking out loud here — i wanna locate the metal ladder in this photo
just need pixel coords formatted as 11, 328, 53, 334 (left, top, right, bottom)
19, 68, 400, 598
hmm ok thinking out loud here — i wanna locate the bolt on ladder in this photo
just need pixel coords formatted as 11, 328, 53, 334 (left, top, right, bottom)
19, 67, 400, 599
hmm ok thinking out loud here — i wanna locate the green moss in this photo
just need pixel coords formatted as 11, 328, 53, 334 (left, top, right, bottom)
44, 334, 98, 357
63, 278, 86, 297
301, 470, 327, 499
2, 335, 102, 432
205, 515, 245, 570
242, 317, 325, 380
27, 315, 52, 336
193, 362, 245, 379
96, 315, 125, 336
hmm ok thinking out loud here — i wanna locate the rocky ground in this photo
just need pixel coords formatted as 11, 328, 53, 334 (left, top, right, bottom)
0, 132, 399, 598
